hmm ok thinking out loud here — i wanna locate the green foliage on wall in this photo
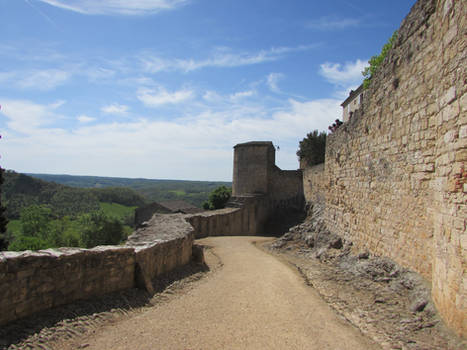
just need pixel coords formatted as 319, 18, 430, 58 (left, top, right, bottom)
362, 31, 398, 89
203, 186, 232, 210
297, 130, 327, 167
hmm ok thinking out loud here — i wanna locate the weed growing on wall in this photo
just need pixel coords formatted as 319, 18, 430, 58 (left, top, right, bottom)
362, 31, 398, 89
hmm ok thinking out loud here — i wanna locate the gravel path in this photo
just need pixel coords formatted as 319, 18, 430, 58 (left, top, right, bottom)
62, 236, 379, 350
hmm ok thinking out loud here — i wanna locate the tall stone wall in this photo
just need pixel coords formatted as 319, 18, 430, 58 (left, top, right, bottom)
319, 0, 465, 335
302, 163, 325, 205
269, 166, 304, 212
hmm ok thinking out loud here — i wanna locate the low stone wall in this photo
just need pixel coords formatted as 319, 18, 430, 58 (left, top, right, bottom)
186, 196, 269, 238
126, 214, 194, 292
0, 213, 194, 326
0, 246, 135, 326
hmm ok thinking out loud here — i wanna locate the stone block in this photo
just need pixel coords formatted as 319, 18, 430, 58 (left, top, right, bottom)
459, 125, 467, 139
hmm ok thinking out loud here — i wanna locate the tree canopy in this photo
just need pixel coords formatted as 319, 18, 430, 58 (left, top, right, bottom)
297, 130, 327, 167
203, 186, 232, 210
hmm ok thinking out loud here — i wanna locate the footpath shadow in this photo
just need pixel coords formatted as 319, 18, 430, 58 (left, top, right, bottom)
0, 261, 209, 349
262, 210, 306, 237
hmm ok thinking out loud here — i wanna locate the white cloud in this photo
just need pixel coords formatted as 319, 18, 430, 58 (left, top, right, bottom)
77, 115, 95, 123
319, 59, 368, 86
267, 73, 284, 93
101, 103, 129, 114
141, 45, 316, 73
37, 0, 189, 15
229, 90, 255, 101
1, 97, 339, 180
0, 99, 63, 133
1, 69, 72, 91
137, 87, 194, 107
306, 16, 360, 30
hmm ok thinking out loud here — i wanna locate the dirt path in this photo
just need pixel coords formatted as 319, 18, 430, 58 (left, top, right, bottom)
63, 236, 379, 350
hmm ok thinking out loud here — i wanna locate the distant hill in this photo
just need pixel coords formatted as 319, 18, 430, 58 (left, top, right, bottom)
3, 171, 148, 219
27, 173, 232, 208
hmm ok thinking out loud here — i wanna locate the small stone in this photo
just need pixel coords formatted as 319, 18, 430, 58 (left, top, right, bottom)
410, 299, 428, 312
358, 251, 370, 259
329, 237, 343, 249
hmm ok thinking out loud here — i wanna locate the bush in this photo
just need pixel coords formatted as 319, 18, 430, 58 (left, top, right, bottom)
8, 235, 49, 251
202, 186, 232, 210
297, 130, 327, 166
79, 211, 126, 248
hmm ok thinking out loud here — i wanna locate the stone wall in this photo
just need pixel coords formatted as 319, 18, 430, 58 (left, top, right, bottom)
232, 141, 275, 196
308, 0, 466, 336
0, 213, 194, 326
0, 246, 135, 326
186, 195, 269, 238
269, 166, 304, 212
302, 163, 325, 205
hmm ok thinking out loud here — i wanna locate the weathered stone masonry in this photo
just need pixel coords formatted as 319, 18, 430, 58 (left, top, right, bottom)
304, 0, 466, 336
0, 214, 193, 326
187, 141, 304, 238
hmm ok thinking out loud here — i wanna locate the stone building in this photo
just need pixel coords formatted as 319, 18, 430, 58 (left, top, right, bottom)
135, 200, 202, 227
341, 84, 364, 122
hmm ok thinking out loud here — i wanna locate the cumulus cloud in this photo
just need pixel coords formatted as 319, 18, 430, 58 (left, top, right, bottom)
137, 87, 194, 106
77, 115, 95, 123
1, 97, 339, 180
101, 103, 129, 114
141, 45, 316, 73
305, 16, 360, 30
37, 0, 189, 15
319, 59, 368, 87
0, 99, 63, 134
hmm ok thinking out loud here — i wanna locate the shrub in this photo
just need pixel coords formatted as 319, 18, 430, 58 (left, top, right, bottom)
297, 130, 327, 166
202, 186, 232, 210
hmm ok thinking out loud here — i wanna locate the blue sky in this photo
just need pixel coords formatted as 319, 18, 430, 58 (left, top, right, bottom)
0, 0, 415, 181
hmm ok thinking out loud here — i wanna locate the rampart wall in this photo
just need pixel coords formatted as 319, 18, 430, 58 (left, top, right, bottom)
269, 166, 304, 212
0, 214, 194, 326
304, 0, 466, 335
302, 163, 326, 205
186, 195, 269, 238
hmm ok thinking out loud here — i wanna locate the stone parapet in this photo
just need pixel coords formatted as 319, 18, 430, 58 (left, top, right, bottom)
0, 213, 195, 326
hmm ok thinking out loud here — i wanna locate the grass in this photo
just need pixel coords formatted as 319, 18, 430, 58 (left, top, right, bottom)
99, 202, 136, 220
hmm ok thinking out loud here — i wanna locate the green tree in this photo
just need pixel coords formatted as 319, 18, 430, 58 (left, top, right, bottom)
80, 211, 126, 248
297, 130, 327, 166
8, 235, 49, 251
203, 186, 232, 210
19, 204, 52, 239
362, 31, 398, 89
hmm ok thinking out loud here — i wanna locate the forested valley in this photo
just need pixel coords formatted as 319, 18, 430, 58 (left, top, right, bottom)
0, 171, 230, 251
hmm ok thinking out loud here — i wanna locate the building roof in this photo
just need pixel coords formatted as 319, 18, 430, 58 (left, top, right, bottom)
340, 84, 364, 107
158, 200, 203, 214
234, 141, 274, 148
